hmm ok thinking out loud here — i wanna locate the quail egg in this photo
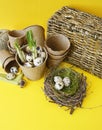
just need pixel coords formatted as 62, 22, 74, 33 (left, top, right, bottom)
54, 81, 64, 90
63, 77, 70, 87
33, 57, 43, 66
10, 66, 18, 74
6, 73, 16, 80
24, 62, 33, 67
36, 46, 42, 54
26, 54, 33, 62
54, 76, 62, 83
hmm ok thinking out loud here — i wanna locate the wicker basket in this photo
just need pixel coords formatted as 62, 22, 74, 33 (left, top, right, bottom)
47, 6, 102, 78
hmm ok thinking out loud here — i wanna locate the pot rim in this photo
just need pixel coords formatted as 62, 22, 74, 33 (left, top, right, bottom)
15, 45, 48, 68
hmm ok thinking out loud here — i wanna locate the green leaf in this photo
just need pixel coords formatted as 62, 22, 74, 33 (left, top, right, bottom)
0, 72, 23, 85
14, 41, 26, 63
26, 30, 37, 59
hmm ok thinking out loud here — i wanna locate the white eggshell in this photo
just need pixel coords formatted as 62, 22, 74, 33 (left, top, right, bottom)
36, 46, 42, 54
10, 66, 18, 74
24, 62, 33, 67
54, 76, 62, 83
54, 82, 64, 90
26, 54, 33, 62
6, 73, 16, 80
63, 77, 70, 87
33, 57, 43, 66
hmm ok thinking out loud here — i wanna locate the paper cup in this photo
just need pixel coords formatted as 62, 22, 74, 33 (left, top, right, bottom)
45, 34, 70, 56
15, 46, 48, 80
24, 25, 45, 47
8, 30, 26, 48
0, 50, 18, 72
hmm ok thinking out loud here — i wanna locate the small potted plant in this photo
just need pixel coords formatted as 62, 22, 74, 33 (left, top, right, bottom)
15, 30, 48, 80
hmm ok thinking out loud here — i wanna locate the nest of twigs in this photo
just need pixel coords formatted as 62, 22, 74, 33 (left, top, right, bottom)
44, 67, 87, 114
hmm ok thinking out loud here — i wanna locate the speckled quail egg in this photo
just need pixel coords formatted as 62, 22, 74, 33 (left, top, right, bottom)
10, 66, 18, 74
26, 54, 33, 62
54, 81, 64, 90
33, 57, 43, 66
36, 46, 42, 54
24, 62, 33, 67
6, 73, 16, 80
63, 77, 70, 87
54, 76, 62, 83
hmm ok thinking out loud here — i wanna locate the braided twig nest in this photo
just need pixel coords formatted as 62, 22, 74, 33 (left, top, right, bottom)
44, 67, 87, 114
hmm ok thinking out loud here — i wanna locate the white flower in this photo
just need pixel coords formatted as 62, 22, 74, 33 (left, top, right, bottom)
54, 82, 64, 90
26, 54, 33, 62
54, 76, 62, 83
10, 66, 18, 74
24, 62, 33, 67
6, 73, 16, 80
63, 77, 70, 87
33, 57, 43, 66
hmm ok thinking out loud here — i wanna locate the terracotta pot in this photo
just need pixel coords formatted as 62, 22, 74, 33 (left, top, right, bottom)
45, 34, 70, 56
0, 50, 18, 72
24, 25, 45, 47
8, 30, 26, 48
15, 46, 48, 80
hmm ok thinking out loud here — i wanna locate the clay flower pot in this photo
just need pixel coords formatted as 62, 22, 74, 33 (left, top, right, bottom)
8, 30, 25, 48
0, 50, 18, 72
15, 46, 48, 80
24, 25, 45, 47
45, 34, 70, 56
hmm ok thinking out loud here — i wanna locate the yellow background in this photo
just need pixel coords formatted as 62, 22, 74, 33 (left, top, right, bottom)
0, 0, 102, 130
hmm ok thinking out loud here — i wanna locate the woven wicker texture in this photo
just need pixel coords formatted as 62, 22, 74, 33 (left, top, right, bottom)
47, 6, 102, 78
44, 67, 87, 114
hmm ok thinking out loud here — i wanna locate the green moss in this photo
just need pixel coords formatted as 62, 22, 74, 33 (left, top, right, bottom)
50, 68, 82, 96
